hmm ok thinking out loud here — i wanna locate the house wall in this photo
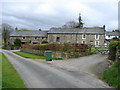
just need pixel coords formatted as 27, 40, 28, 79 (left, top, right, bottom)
10, 36, 47, 44
48, 33, 105, 46
105, 35, 120, 40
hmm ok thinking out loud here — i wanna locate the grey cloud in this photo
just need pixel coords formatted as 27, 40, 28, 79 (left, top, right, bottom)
1, 1, 118, 31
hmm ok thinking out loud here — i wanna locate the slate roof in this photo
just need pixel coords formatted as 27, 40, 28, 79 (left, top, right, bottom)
10, 30, 48, 37
106, 31, 120, 36
48, 27, 105, 34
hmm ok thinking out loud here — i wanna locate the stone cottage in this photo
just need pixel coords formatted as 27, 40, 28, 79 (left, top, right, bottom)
10, 30, 48, 44
47, 26, 106, 46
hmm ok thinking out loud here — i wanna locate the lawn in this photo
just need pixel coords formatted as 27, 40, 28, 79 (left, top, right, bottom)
14, 51, 46, 59
102, 61, 120, 88
1, 52, 26, 88
91, 47, 108, 54
14, 51, 62, 60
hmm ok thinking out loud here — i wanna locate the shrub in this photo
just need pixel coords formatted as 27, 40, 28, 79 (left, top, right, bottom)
21, 43, 88, 53
60, 43, 73, 52
108, 41, 120, 60
112, 37, 119, 41
41, 40, 48, 44
14, 39, 21, 47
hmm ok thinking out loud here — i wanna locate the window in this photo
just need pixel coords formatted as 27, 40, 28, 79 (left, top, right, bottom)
95, 34, 99, 40
23, 37, 25, 39
95, 41, 99, 46
33, 42, 38, 44
82, 41, 86, 44
42, 37, 44, 39
108, 35, 111, 38
56, 37, 60, 42
35, 37, 37, 39
82, 34, 86, 39
21, 42, 26, 44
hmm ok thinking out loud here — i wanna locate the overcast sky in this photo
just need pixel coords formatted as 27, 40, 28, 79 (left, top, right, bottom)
1, 0, 119, 31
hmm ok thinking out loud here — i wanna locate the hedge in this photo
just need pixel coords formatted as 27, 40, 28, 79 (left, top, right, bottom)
108, 41, 120, 60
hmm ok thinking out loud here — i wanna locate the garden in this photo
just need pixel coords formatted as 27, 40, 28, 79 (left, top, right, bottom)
21, 42, 89, 59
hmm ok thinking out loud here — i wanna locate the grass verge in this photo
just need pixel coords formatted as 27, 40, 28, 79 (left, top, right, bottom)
14, 51, 46, 59
102, 61, 120, 88
14, 51, 62, 60
1, 52, 26, 88
0, 52, 2, 89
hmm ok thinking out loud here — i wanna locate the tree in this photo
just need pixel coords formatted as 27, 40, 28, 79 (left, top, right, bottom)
14, 39, 21, 47
2, 27, 10, 47
2, 23, 14, 34
62, 21, 79, 28
112, 37, 120, 41
2, 23, 13, 47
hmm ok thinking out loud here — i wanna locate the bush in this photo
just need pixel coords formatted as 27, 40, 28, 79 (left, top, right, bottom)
41, 40, 48, 44
21, 43, 88, 53
112, 37, 119, 41
108, 41, 120, 60
14, 39, 21, 47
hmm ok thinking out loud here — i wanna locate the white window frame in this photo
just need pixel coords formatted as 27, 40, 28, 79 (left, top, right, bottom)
82, 34, 86, 39
95, 41, 99, 46
95, 34, 99, 40
82, 41, 86, 44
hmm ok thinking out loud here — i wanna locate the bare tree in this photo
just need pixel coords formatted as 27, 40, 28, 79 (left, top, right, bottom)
62, 21, 79, 28
2, 27, 10, 47
2, 23, 14, 33
2, 23, 13, 47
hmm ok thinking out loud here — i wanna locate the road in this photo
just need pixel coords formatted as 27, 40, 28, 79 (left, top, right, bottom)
2, 50, 110, 88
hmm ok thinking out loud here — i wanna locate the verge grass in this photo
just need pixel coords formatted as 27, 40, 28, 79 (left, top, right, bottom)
14, 51, 62, 60
0, 52, 2, 89
102, 61, 120, 88
1, 52, 26, 88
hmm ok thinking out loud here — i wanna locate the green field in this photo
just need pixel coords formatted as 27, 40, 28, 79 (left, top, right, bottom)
102, 61, 120, 88
14, 51, 62, 60
1, 52, 26, 88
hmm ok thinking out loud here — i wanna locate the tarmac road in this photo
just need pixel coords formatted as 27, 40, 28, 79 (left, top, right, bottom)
2, 50, 110, 88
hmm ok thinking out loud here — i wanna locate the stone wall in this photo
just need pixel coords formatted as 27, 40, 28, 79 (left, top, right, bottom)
21, 48, 88, 59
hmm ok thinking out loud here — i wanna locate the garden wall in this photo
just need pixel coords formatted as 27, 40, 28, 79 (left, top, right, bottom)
21, 48, 88, 59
